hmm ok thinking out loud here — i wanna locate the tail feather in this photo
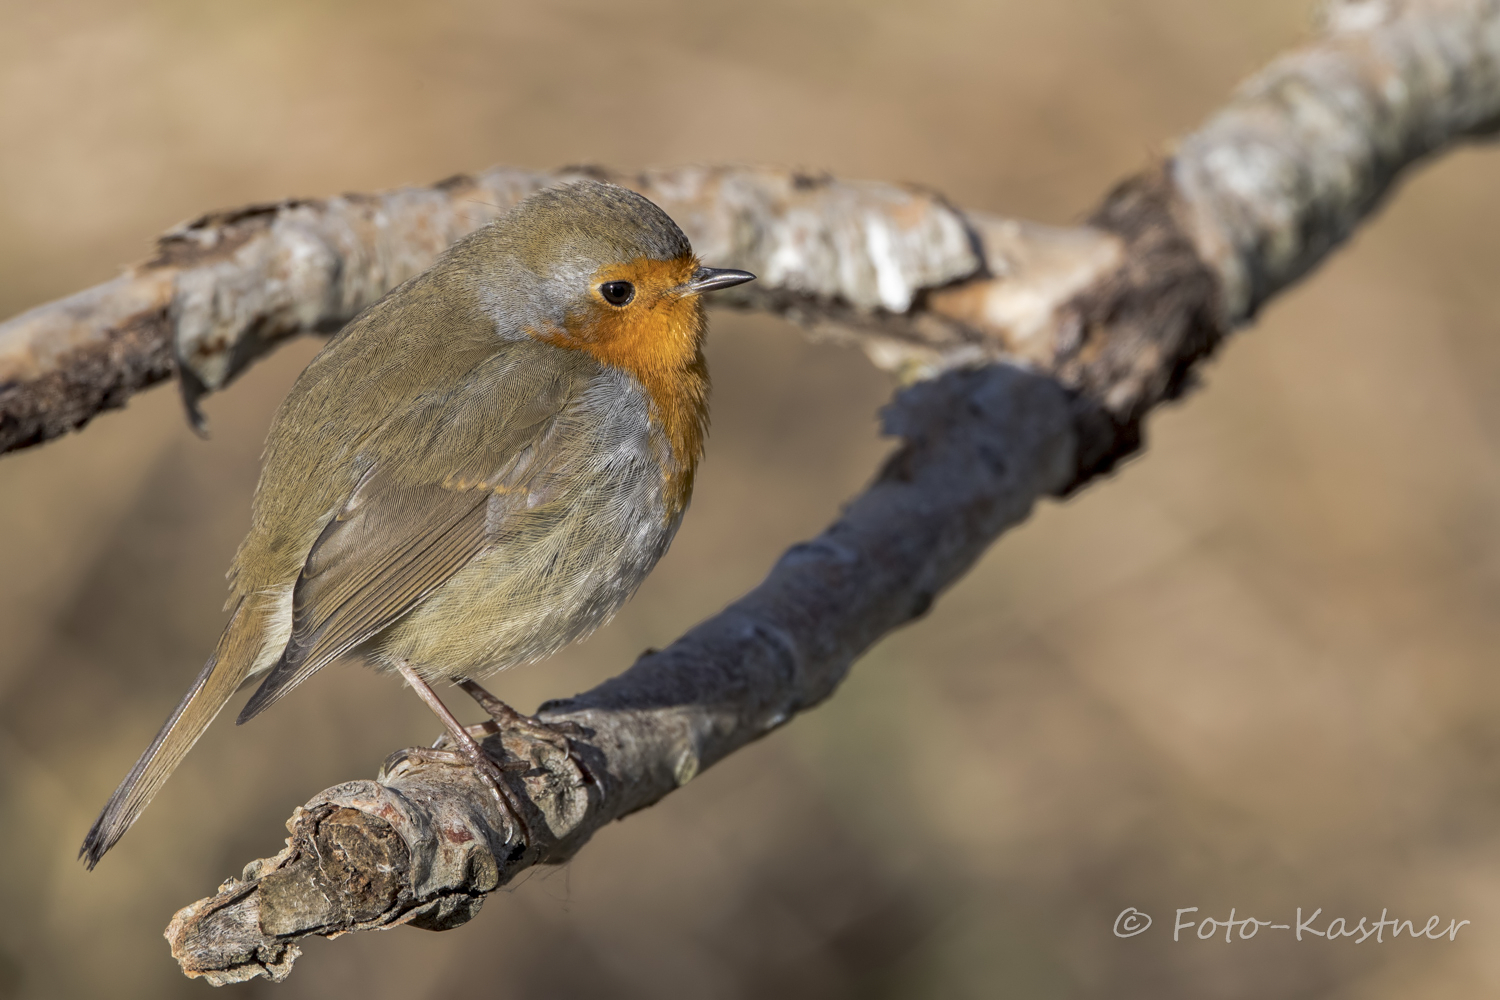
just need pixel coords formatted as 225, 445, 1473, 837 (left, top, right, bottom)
79, 597, 264, 869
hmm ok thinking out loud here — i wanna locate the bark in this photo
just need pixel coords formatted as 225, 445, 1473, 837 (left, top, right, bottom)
0, 0, 1490, 983
0, 167, 987, 450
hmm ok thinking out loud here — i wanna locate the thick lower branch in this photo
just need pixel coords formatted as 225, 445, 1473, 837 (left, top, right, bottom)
167, 364, 1076, 984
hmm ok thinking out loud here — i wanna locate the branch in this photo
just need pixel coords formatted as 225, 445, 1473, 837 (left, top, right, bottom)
3, 0, 1485, 983
0, 166, 992, 450
164, 362, 1078, 983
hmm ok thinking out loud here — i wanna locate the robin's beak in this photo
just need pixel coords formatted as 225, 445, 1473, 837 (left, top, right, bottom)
682, 266, 756, 295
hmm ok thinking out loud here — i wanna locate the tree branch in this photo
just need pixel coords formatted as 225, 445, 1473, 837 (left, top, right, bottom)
0, 165, 993, 450
1, 0, 1487, 983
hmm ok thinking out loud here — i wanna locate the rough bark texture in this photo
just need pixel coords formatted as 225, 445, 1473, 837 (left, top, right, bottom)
0, 0, 1489, 983
1175, 0, 1500, 323
0, 166, 988, 450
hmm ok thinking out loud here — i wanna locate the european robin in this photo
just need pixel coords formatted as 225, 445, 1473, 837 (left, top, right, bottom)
81, 180, 755, 866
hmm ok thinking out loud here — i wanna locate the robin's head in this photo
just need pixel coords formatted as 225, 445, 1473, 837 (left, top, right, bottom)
449, 181, 754, 374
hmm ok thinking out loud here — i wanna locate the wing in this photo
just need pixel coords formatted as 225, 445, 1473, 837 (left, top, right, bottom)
236, 344, 596, 722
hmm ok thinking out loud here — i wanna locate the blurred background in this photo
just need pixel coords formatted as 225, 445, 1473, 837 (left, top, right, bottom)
2, 1, 1499, 996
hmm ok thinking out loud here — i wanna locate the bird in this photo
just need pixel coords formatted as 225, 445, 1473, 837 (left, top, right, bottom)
79, 180, 755, 867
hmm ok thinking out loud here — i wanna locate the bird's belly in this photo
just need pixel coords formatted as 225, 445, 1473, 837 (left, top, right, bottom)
366, 473, 681, 681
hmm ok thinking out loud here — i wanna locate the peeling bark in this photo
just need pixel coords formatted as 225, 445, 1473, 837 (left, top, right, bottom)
0, 166, 987, 451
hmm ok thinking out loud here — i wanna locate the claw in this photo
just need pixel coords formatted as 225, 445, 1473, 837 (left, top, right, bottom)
456, 677, 586, 750
394, 662, 535, 843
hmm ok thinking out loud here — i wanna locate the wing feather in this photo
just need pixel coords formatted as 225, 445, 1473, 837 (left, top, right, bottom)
236, 345, 596, 723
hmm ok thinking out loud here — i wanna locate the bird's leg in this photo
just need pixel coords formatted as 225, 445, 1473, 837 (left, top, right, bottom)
456, 677, 586, 747
395, 661, 533, 841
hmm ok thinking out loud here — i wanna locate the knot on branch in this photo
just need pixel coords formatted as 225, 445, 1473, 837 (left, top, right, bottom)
165, 722, 594, 984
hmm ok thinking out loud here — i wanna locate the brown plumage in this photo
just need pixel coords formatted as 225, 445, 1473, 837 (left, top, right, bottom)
80, 181, 754, 867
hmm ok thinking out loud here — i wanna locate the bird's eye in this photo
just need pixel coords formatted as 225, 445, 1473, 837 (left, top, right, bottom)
599, 281, 635, 306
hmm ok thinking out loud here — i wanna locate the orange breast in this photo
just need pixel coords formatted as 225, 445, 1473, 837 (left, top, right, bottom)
532, 253, 710, 516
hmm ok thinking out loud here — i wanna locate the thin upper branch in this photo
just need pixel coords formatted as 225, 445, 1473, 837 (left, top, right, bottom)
0, 166, 993, 451
3, 0, 1490, 983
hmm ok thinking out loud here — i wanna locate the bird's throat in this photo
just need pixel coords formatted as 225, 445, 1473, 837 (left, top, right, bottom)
538, 258, 710, 516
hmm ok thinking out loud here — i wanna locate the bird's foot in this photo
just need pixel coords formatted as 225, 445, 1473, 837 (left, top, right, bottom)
394, 661, 535, 844
404, 743, 535, 836
456, 678, 587, 752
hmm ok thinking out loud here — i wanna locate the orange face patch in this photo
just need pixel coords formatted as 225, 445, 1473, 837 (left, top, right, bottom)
558, 254, 704, 373
533, 252, 710, 515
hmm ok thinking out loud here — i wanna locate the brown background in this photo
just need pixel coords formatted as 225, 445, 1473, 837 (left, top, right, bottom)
3, 1, 1499, 996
